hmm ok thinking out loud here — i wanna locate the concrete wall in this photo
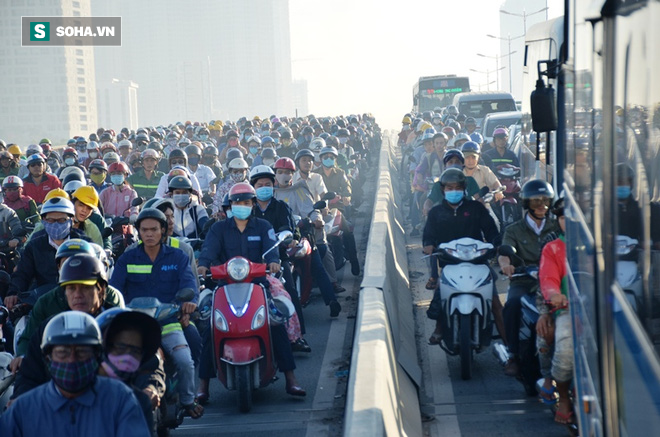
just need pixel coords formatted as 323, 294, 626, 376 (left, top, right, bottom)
344, 134, 422, 436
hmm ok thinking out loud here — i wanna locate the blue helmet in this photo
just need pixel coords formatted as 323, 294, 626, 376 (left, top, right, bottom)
442, 149, 464, 165
469, 132, 484, 144
460, 141, 481, 155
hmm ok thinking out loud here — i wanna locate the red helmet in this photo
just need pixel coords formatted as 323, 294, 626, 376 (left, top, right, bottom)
228, 182, 256, 202
108, 161, 129, 174
63, 147, 78, 157
441, 126, 456, 137
88, 159, 108, 172
273, 157, 296, 171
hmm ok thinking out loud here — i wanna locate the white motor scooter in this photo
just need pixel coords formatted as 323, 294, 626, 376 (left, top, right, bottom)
431, 237, 496, 380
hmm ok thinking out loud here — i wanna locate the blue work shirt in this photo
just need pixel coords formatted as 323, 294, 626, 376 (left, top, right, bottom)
198, 216, 279, 268
110, 243, 198, 305
0, 376, 150, 437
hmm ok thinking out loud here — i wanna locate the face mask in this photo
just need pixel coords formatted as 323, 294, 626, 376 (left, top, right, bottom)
445, 190, 464, 204
188, 156, 200, 166
89, 152, 98, 159
231, 204, 252, 220
225, 209, 234, 219
4, 191, 20, 202
338, 137, 348, 145
167, 139, 177, 147
249, 147, 259, 155
403, 125, 411, 131
199, 134, 208, 141
322, 158, 335, 168
101, 354, 141, 381
48, 356, 98, 393
276, 173, 292, 186
255, 186, 273, 201
173, 193, 191, 208
230, 171, 245, 183
64, 157, 76, 166
90, 173, 106, 185
617, 185, 631, 199
111, 174, 125, 185
282, 139, 292, 147
263, 159, 275, 167
203, 157, 215, 165
44, 219, 71, 240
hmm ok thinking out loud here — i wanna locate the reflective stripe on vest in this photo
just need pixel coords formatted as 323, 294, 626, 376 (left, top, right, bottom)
169, 237, 180, 248
127, 264, 153, 274
132, 183, 159, 189
161, 322, 182, 336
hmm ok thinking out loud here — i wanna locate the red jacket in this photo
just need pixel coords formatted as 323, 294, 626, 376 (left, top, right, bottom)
21, 173, 62, 204
539, 236, 567, 312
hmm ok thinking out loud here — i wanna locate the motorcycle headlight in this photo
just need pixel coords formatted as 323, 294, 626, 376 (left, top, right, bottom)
227, 257, 250, 282
214, 309, 229, 332
251, 305, 266, 330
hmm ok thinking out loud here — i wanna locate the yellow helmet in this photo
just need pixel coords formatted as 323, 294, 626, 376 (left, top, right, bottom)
72, 185, 99, 209
417, 121, 433, 133
7, 145, 21, 156
44, 188, 70, 202
253, 115, 261, 122
402, 116, 412, 124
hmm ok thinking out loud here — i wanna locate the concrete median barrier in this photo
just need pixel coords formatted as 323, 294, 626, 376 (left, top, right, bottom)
344, 134, 422, 436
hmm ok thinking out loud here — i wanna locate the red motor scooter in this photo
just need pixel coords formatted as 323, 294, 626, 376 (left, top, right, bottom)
210, 231, 294, 413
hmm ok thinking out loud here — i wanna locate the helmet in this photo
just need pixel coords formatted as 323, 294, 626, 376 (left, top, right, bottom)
228, 182, 256, 202
64, 180, 85, 196
226, 148, 244, 163
39, 138, 51, 145
442, 149, 465, 165
294, 148, 314, 163
108, 161, 129, 174
439, 168, 467, 188
402, 115, 412, 124
26, 153, 45, 166
72, 186, 99, 209
135, 207, 168, 233
337, 128, 350, 137
100, 142, 117, 154
26, 144, 42, 155
247, 136, 262, 146
228, 158, 249, 170
460, 141, 481, 155
41, 311, 102, 354
309, 138, 325, 152
280, 128, 293, 139
261, 136, 274, 146
325, 135, 339, 147
493, 127, 509, 139
117, 139, 132, 150
454, 133, 471, 145
249, 165, 276, 183
141, 149, 159, 161
421, 131, 435, 143
168, 175, 193, 191
96, 308, 161, 362
226, 129, 239, 138
521, 179, 555, 210
59, 253, 107, 287
86, 141, 98, 151
60, 166, 85, 184
168, 148, 187, 163
88, 159, 108, 172
135, 133, 149, 144
433, 132, 448, 142
268, 295, 295, 326
470, 132, 484, 144
319, 146, 338, 158
301, 126, 313, 136
273, 157, 296, 171
203, 145, 218, 156
7, 145, 21, 156
441, 126, 456, 137
63, 147, 78, 158
2, 175, 23, 188
103, 152, 120, 164
447, 105, 459, 116
44, 188, 69, 202
143, 197, 175, 213
178, 138, 191, 147
184, 145, 201, 158
417, 121, 433, 133
41, 197, 75, 216
55, 238, 95, 264
147, 141, 163, 153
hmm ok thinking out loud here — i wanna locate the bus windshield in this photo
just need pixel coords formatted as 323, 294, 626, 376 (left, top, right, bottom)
414, 76, 470, 112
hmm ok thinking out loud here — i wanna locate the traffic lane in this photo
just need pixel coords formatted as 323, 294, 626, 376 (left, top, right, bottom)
407, 238, 568, 436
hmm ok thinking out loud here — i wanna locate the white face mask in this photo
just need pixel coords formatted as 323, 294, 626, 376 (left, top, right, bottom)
276, 173, 292, 186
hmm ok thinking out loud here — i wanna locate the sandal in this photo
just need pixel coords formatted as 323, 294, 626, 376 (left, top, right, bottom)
425, 277, 438, 290
195, 391, 209, 405
554, 409, 575, 425
428, 332, 442, 345
538, 384, 558, 405
183, 401, 204, 419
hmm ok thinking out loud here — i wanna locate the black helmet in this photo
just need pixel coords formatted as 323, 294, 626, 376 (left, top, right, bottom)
203, 145, 218, 156
59, 253, 107, 287
62, 171, 84, 186
442, 149, 465, 165
96, 308, 162, 363
221, 193, 231, 208
147, 141, 163, 153
168, 148, 187, 162
337, 128, 350, 137
226, 148, 243, 163
184, 145, 201, 157
294, 148, 314, 163
521, 179, 555, 210
41, 311, 102, 354
168, 175, 193, 191
439, 168, 467, 189
135, 207, 168, 233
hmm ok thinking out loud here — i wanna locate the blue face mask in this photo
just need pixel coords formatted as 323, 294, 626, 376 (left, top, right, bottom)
444, 190, 464, 204
322, 158, 335, 168
255, 186, 273, 201
249, 147, 259, 155
225, 209, 233, 219
616, 185, 631, 199
111, 174, 125, 185
231, 204, 252, 220
43, 219, 71, 240
199, 134, 208, 141
188, 157, 200, 166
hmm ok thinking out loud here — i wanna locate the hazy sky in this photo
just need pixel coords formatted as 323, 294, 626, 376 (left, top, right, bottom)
289, 0, 563, 130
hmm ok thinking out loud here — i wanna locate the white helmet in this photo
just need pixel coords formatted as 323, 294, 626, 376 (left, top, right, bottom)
228, 158, 249, 170
268, 295, 295, 326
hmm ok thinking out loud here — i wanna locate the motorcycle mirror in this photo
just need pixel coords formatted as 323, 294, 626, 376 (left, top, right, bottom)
477, 186, 490, 198
102, 227, 113, 239
498, 245, 517, 258
131, 197, 144, 207
313, 200, 327, 210
175, 288, 196, 303
277, 230, 293, 243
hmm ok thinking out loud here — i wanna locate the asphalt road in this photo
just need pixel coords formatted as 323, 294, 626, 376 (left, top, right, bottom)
172, 166, 375, 437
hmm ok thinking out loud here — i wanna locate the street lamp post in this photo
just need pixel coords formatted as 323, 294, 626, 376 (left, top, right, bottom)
476, 52, 516, 91
486, 34, 524, 94
499, 5, 549, 33
470, 67, 505, 91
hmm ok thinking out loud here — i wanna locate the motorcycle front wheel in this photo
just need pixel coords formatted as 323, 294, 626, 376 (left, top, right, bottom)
236, 365, 253, 413
459, 313, 473, 380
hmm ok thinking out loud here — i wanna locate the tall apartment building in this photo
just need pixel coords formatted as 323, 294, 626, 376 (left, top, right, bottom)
0, 0, 98, 147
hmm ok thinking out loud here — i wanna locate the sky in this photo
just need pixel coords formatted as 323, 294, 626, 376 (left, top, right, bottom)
289, 0, 563, 130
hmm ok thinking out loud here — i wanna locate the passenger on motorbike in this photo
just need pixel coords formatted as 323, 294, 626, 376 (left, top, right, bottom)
212, 157, 249, 215
99, 162, 138, 220
167, 175, 208, 239
87, 159, 112, 194
154, 150, 203, 198
0, 151, 19, 185
110, 207, 203, 419
1, 311, 151, 437
21, 153, 62, 205
423, 168, 505, 344
197, 182, 307, 397
127, 149, 164, 200
461, 140, 503, 204
185, 144, 216, 196
498, 179, 559, 377
71, 186, 111, 250
1, 175, 36, 234
293, 147, 328, 202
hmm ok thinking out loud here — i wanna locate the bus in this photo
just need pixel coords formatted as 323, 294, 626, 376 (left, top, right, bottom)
525, 2, 660, 436
412, 75, 470, 113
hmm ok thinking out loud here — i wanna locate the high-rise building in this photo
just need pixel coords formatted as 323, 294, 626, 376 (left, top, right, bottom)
93, 0, 297, 126
498, 0, 549, 100
0, 0, 98, 147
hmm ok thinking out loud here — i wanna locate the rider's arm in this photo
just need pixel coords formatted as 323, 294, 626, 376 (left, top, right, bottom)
539, 240, 566, 301
108, 253, 129, 294
176, 250, 198, 304
477, 202, 499, 244
198, 221, 224, 268
11, 323, 50, 400
7, 243, 37, 297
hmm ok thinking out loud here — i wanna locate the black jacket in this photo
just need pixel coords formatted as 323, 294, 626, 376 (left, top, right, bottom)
253, 198, 301, 258
423, 198, 498, 248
